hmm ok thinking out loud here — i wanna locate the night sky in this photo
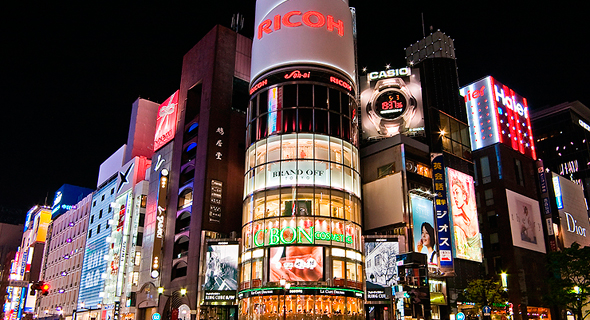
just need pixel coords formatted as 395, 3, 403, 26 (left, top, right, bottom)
1, 1, 587, 220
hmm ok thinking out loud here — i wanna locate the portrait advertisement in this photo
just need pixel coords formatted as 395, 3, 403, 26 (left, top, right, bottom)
410, 195, 437, 266
506, 189, 546, 253
446, 168, 482, 262
269, 246, 324, 282
204, 243, 239, 291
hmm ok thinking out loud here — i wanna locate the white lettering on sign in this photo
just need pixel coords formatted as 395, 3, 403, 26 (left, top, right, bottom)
368, 67, 411, 81
156, 207, 165, 239
258, 10, 344, 40
565, 212, 587, 237
494, 85, 528, 118
579, 119, 590, 132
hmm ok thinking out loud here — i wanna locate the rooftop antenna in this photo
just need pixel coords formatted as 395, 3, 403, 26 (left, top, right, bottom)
421, 12, 425, 38
232, 13, 244, 34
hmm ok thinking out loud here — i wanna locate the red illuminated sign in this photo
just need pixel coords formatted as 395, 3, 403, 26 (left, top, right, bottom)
258, 10, 344, 40
154, 90, 179, 151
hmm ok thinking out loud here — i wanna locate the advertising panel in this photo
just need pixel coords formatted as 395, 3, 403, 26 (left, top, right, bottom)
431, 154, 453, 271
250, 0, 356, 84
34, 209, 51, 243
364, 238, 400, 301
269, 246, 324, 282
460, 76, 536, 159
551, 173, 590, 247
154, 90, 179, 151
447, 168, 482, 262
360, 67, 424, 140
362, 172, 404, 230
410, 195, 437, 266
506, 189, 546, 253
204, 240, 239, 304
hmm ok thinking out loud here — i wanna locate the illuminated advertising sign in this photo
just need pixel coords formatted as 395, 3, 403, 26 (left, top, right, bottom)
447, 168, 482, 262
269, 246, 324, 282
203, 240, 239, 304
360, 67, 424, 140
154, 90, 179, 151
460, 76, 536, 159
250, 0, 356, 84
151, 169, 168, 279
506, 189, 546, 252
249, 67, 354, 96
364, 238, 400, 301
411, 195, 437, 266
35, 210, 51, 243
551, 173, 590, 247
431, 154, 453, 271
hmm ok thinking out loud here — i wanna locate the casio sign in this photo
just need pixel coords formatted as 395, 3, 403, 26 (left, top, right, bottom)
368, 67, 411, 81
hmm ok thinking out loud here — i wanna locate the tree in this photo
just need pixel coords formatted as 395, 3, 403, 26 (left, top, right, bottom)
545, 242, 590, 320
462, 279, 508, 312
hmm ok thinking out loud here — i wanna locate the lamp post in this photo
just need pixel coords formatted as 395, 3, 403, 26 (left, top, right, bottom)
279, 279, 290, 320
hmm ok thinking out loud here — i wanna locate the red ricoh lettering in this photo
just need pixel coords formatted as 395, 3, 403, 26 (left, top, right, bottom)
258, 10, 345, 40
250, 79, 268, 95
329, 76, 351, 91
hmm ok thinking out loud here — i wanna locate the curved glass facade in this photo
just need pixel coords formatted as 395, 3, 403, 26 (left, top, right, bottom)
240, 66, 363, 320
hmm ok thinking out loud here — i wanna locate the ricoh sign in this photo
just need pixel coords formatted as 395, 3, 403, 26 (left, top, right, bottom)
251, 0, 356, 85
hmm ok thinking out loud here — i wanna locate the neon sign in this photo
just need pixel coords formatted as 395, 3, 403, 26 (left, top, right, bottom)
460, 76, 536, 159
254, 226, 353, 247
258, 10, 344, 40
367, 67, 411, 81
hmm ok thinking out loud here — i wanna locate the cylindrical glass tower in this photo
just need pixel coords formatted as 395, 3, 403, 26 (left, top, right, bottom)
239, 1, 363, 319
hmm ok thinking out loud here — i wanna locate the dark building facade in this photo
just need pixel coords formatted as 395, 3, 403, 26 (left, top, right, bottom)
140, 25, 251, 320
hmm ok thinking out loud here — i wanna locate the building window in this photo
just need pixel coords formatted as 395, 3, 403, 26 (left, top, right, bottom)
90, 215, 94, 224
484, 189, 494, 206
440, 112, 471, 160
111, 188, 114, 195
490, 233, 499, 251
93, 201, 96, 207
97, 225, 101, 234
377, 163, 395, 179
99, 210, 103, 219
88, 230, 92, 238
136, 232, 143, 246
514, 159, 524, 186
480, 156, 491, 184
487, 211, 498, 228
102, 194, 105, 201
141, 195, 147, 208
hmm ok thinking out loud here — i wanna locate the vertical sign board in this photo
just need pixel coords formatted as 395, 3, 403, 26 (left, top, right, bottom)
154, 91, 179, 151
537, 161, 558, 251
209, 180, 223, 223
430, 154, 453, 272
151, 170, 169, 279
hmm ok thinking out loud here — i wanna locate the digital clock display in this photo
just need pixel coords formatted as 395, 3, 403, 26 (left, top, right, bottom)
375, 89, 407, 120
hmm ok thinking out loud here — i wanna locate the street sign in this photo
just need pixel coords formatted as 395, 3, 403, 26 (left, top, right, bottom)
483, 306, 491, 316
152, 313, 161, 320
457, 312, 466, 320
7, 280, 29, 287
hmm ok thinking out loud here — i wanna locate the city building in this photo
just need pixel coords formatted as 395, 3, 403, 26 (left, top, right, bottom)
238, 0, 364, 319
461, 76, 551, 320
4, 206, 52, 320
135, 24, 251, 320
36, 193, 93, 320
531, 101, 590, 216
0, 222, 24, 320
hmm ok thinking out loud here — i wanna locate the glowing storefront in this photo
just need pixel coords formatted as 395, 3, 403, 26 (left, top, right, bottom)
239, 0, 363, 319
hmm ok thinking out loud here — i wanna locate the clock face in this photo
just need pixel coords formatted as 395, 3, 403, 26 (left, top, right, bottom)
374, 89, 407, 120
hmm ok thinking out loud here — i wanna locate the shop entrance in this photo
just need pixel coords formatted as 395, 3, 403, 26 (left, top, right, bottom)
201, 306, 237, 320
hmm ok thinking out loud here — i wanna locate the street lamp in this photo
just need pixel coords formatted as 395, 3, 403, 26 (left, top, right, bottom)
279, 279, 290, 320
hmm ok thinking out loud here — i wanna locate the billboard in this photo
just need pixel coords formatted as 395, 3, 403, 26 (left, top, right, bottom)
360, 67, 424, 140
447, 168, 482, 262
362, 172, 404, 230
506, 189, 546, 253
460, 76, 536, 159
269, 246, 323, 282
365, 238, 400, 301
250, 0, 356, 84
154, 90, 179, 151
431, 154, 453, 271
204, 240, 239, 304
411, 195, 437, 266
551, 173, 590, 247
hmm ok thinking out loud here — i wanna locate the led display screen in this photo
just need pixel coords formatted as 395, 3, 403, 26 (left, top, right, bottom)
204, 241, 239, 304
411, 195, 437, 266
360, 67, 424, 140
506, 189, 546, 253
551, 174, 590, 247
269, 246, 323, 282
364, 238, 399, 301
154, 90, 179, 151
460, 76, 536, 159
447, 168, 482, 262
251, 0, 356, 86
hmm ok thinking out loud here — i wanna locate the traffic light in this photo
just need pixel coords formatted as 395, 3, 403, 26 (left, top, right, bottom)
40, 282, 50, 295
